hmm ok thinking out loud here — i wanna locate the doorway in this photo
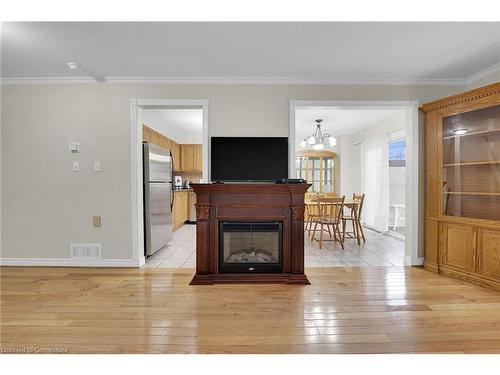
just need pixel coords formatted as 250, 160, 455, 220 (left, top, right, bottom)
129, 99, 209, 267
290, 100, 422, 267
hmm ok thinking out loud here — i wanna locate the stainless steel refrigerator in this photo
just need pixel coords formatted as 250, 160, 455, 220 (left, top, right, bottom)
143, 142, 173, 257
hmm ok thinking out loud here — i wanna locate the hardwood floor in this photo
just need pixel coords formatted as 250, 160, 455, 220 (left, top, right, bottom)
1, 266, 500, 354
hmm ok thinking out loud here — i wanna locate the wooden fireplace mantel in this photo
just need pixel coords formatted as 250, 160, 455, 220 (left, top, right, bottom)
189, 183, 311, 285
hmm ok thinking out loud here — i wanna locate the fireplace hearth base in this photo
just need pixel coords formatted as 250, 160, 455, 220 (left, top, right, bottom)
190, 272, 310, 285
189, 183, 311, 285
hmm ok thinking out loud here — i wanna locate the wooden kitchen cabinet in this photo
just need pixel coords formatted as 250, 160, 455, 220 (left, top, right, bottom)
181, 145, 195, 172
194, 145, 202, 172
440, 223, 476, 273
171, 142, 181, 171
421, 82, 500, 291
173, 191, 189, 230
180, 144, 202, 173
143, 125, 181, 171
477, 228, 500, 280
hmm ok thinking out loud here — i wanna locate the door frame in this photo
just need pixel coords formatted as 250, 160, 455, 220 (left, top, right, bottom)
289, 99, 423, 266
129, 99, 209, 267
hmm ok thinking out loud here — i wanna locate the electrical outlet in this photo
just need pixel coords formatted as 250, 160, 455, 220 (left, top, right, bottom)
93, 216, 101, 228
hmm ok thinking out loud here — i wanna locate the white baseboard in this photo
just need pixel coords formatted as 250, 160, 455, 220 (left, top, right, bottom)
404, 255, 425, 266
0, 257, 144, 268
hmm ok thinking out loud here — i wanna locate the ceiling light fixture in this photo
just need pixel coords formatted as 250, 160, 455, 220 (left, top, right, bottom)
67, 62, 81, 71
300, 119, 337, 150
453, 128, 468, 135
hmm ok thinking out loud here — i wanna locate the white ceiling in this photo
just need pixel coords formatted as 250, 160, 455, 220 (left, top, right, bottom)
143, 108, 203, 144
1, 22, 499, 83
295, 108, 402, 147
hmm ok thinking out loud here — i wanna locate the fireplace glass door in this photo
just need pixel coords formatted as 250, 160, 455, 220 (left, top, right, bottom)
219, 222, 282, 273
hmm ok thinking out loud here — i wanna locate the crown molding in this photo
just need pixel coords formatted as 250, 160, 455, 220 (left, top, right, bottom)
420, 81, 500, 113
465, 62, 500, 86
0, 75, 467, 86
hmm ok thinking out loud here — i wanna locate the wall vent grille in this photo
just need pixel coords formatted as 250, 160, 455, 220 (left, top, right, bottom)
70, 243, 102, 259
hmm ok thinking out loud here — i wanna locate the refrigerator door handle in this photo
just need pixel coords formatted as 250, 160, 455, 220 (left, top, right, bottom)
170, 150, 174, 211
171, 182, 174, 211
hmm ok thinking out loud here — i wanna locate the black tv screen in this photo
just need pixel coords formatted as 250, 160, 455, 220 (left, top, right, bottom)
211, 137, 288, 182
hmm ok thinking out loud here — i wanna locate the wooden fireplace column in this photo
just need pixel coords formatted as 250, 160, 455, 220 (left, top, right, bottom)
189, 183, 311, 285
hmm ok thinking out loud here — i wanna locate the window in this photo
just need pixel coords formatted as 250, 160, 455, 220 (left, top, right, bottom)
388, 138, 406, 233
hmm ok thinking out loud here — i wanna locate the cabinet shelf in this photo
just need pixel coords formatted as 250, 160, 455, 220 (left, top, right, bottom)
443, 128, 500, 140
443, 160, 500, 167
443, 191, 500, 196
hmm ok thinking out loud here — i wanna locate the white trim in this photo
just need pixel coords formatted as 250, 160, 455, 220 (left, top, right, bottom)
289, 99, 422, 266
202, 104, 209, 182
130, 99, 210, 268
136, 99, 209, 107
293, 100, 419, 109
404, 256, 425, 266
5, 64, 499, 87
134, 99, 210, 183
288, 101, 296, 178
138, 256, 146, 267
465, 62, 500, 86
404, 103, 424, 268
1, 76, 467, 86
129, 99, 142, 269
0, 258, 143, 267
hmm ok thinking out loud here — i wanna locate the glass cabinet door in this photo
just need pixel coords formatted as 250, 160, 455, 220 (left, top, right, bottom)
311, 157, 320, 192
322, 157, 334, 193
295, 151, 336, 194
295, 156, 307, 179
442, 104, 500, 221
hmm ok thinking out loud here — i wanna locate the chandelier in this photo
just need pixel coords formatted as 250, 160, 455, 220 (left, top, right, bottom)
299, 119, 337, 150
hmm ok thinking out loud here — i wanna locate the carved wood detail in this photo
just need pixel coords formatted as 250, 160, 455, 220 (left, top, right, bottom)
291, 205, 305, 220
195, 205, 210, 221
420, 82, 500, 113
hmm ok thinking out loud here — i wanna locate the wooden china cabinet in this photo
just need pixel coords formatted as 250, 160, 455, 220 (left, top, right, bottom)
421, 82, 500, 291
295, 150, 337, 195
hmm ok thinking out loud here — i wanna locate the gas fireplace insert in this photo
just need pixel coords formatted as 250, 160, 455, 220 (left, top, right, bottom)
219, 221, 283, 273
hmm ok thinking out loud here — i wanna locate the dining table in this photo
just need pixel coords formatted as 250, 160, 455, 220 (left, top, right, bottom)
305, 199, 362, 242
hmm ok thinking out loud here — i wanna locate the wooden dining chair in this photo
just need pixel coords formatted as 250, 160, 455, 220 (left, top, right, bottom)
322, 192, 338, 198
305, 194, 323, 237
310, 196, 345, 249
341, 193, 366, 244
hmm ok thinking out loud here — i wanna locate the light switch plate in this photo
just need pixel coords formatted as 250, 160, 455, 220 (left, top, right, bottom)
72, 161, 79, 171
69, 142, 80, 153
94, 161, 101, 171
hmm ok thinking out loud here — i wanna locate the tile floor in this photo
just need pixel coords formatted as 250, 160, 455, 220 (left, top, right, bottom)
145, 223, 405, 269
304, 226, 405, 267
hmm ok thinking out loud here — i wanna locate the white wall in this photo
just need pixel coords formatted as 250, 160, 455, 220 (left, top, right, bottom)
352, 111, 406, 144
338, 134, 360, 198
338, 111, 407, 198
1, 83, 462, 264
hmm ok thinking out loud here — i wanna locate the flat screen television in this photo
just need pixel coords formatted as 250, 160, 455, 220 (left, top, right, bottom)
211, 137, 288, 182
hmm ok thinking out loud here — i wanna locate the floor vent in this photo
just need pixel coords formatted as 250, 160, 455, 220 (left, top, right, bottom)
71, 243, 102, 259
